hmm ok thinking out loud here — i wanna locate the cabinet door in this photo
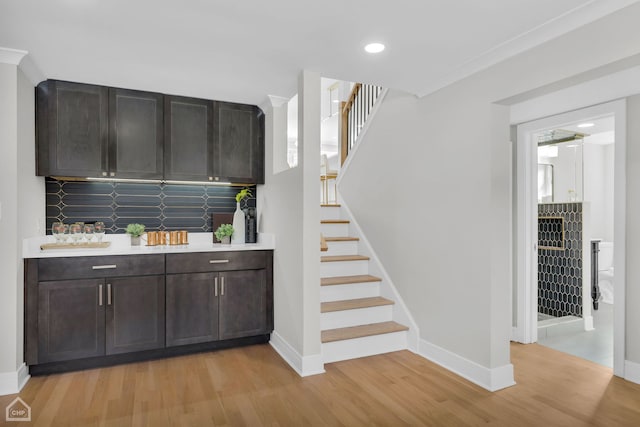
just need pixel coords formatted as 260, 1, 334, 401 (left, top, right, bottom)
213, 102, 264, 183
166, 273, 219, 346
109, 88, 163, 179
105, 275, 165, 355
36, 80, 109, 177
38, 279, 105, 363
219, 269, 268, 340
164, 96, 213, 181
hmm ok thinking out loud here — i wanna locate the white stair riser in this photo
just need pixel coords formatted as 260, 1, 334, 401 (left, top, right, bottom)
320, 223, 349, 237
320, 282, 381, 302
320, 207, 342, 221
322, 331, 408, 364
321, 305, 393, 330
320, 260, 369, 277
324, 241, 359, 256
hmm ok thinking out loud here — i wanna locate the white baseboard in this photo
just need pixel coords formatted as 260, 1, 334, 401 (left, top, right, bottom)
0, 363, 30, 396
417, 339, 515, 392
625, 359, 640, 385
511, 326, 519, 342
270, 332, 325, 377
583, 315, 594, 331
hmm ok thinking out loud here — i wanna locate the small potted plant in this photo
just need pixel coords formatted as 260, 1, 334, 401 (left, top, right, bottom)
214, 224, 234, 244
126, 223, 145, 246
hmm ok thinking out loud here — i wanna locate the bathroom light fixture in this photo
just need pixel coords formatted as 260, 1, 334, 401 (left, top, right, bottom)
364, 43, 385, 53
577, 122, 595, 128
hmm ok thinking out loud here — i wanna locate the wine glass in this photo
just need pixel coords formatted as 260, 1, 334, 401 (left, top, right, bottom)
51, 222, 64, 243
94, 222, 105, 242
69, 223, 82, 245
84, 224, 95, 243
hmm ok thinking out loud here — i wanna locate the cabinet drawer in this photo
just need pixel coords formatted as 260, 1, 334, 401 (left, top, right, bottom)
38, 254, 165, 281
166, 251, 268, 274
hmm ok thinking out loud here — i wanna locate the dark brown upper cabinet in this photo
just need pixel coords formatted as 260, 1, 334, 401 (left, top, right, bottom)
36, 80, 109, 177
213, 102, 264, 184
163, 95, 214, 182
36, 80, 164, 179
109, 88, 164, 179
37, 80, 264, 184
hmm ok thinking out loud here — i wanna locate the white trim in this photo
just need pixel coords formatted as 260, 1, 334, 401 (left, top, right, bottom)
18, 55, 45, 86
336, 199, 420, 352
515, 99, 626, 377
269, 332, 325, 377
416, 0, 638, 97
336, 88, 388, 187
624, 360, 640, 384
417, 339, 515, 392
511, 326, 519, 342
0, 363, 30, 396
0, 47, 27, 65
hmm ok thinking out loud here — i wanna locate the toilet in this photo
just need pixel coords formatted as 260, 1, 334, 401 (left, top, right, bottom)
598, 241, 614, 305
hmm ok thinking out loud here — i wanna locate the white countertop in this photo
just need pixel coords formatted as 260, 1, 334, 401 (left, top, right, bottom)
23, 232, 275, 259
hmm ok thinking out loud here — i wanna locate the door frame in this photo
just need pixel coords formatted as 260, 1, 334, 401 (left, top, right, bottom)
515, 99, 626, 377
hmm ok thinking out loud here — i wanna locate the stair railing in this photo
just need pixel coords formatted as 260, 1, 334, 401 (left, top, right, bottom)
340, 83, 383, 165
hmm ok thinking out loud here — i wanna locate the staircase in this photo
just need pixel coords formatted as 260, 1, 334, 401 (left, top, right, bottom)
320, 204, 409, 363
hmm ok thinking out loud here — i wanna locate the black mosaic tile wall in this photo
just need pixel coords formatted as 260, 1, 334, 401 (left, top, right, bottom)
45, 178, 256, 234
538, 203, 583, 318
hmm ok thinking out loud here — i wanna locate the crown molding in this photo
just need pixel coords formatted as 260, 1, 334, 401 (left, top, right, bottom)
0, 47, 28, 65
417, 0, 640, 97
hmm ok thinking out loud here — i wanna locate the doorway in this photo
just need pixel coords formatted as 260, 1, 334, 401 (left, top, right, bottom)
515, 100, 626, 377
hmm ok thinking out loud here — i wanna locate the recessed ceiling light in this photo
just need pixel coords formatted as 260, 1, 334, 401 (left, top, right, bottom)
364, 43, 385, 54
577, 122, 594, 128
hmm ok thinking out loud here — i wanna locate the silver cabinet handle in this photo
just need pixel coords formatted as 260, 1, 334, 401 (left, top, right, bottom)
98, 284, 103, 306
92, 264, 117, 270
214, 277, 218, 297
107, 283, 112, 305
221, 276, 225, 296
209, 260, 229, 264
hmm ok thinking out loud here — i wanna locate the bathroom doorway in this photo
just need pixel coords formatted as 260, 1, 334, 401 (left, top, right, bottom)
515, 100, 626, 377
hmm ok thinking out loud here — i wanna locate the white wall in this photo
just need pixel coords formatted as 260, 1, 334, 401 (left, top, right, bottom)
583, 142, 615, 241
260, 70, 322, 375
0, 60, 43, 394
340, 2, 640, 386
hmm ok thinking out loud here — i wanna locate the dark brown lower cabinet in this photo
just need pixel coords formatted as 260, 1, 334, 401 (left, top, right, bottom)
37, 275, 164, 363
166, 268, 269, 346
26, 251, 273, 373
106, 276, 165, 355
166, 272, 219, 346
38, 279, 105, 363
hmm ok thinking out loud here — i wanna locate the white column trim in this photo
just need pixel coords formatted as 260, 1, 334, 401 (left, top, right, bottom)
0, 364, 30, 396
269, 332, 325, 377
625, 360, 640, 384
0, 47, 27, 65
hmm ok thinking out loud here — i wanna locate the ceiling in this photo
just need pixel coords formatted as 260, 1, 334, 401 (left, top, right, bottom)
0, 0, 637, 105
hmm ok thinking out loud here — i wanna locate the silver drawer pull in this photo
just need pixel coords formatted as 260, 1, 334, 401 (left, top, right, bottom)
92, 264, 117, 270
209, 260, 229, 264
98, 284, 103, 306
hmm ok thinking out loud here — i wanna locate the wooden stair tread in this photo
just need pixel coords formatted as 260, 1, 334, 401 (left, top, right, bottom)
321, 204, 341, 207
321, 297, 394, 313
321, 275, 382, 286
321, 321, 409, 343
321, 255, 369, 263
321, 219, 350, 224
324, 236, 359, 242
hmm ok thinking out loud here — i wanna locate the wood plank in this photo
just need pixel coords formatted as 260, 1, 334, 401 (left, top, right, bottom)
2, 343, 640, 425
321, 219, 349, 224
40, 242, 111, 250
321, 321, 408, 343
324, 236, 359, 242
320, 234, 328, 252
321, 255, 369, 263
321, 274, 382, 286
321, 296, 394, 313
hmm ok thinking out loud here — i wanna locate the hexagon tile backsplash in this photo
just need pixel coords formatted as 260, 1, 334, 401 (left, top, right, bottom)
538, 202, 583, 318
45, 178, 256, 234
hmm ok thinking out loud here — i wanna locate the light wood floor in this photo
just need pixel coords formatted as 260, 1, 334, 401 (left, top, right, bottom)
1, 343, 639, 426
